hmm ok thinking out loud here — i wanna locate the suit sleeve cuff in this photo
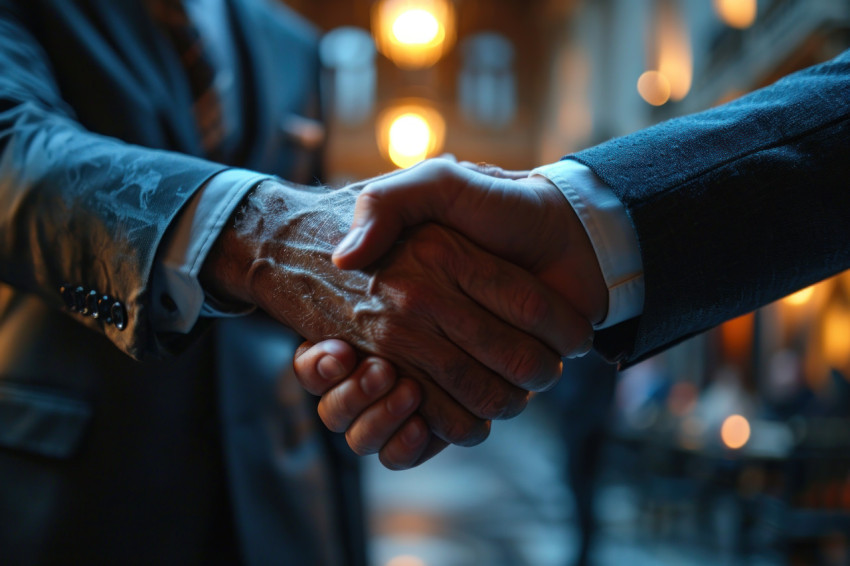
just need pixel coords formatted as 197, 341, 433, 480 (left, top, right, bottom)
151, 169, 270, 334
530, 159, 644, 329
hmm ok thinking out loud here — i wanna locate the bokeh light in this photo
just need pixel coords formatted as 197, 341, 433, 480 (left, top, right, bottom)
784, 286, 816, 306
713, 0, 757, 29
637, 70, 671, 106
372, 0, 456, 69
392, 9, 441, 45
389, 113, 432, 167
721, 414, 751, 449
377, 102, 446, 169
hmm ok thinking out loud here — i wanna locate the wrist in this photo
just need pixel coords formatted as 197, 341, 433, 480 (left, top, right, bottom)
199, 180, 291, 308
518, 176, 609, 326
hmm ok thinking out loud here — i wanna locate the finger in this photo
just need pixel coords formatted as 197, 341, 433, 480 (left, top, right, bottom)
333, 159, 470, 270
318, 358, 396, 433
413, 371, 494, 445
293, 339, 360, 396
413, 436, 450, 467
404, 225, 588, 393
377, 414, 431, 470
448, 231, 595, 362
345, 378, 421, 455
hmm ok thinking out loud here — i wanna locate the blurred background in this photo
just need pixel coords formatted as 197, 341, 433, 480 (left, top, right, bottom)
283, 1, 850, 565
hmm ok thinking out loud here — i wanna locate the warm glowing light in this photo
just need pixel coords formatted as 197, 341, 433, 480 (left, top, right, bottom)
637, 70, 671, 106
721, 414, 751, 449
784, 286, 816, 306
720, 313, 754, 364
655, 0, 692, 101
713, 0, 757, 29
372, 0, 456, 69
392, 9, 440, 45
821, 307, 850, 371
389, 113, 431, 166
377, 101, 445, 169
386, 556, 426, 566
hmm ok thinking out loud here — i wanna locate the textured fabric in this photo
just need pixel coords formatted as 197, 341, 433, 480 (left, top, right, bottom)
531, 160, 644, 329
571, 49, 850, 366
0, 1, 364, 564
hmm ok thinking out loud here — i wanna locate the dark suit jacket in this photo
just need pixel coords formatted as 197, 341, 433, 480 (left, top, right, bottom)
573, 50, 850, 367
0, 1, 364, 564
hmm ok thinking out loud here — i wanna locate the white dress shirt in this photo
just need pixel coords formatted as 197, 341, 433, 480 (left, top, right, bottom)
532, 159, 644, 329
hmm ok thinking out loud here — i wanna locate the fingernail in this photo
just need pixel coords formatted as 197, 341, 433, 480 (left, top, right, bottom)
387, 386, 416, 416
334, 226, 365, 259
567, 332, 595, 359
360, 363, 390, 396
401, 420, 425, 446
317, 355, 345, 381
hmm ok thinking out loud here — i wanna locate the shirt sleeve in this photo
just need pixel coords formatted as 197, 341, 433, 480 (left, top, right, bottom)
151, 169, 272, 334
530, 159, 645, 329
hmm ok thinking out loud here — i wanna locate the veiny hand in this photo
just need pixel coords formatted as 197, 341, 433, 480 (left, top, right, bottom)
300, 158, 608, 468
201, 179, 591, 447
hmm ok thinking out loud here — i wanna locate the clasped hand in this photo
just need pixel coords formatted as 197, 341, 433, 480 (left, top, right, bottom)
289, 158, 607, 469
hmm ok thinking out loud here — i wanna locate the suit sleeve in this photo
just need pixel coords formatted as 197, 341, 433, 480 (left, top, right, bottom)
571, 49, 850, 366
0, 7, 227, 360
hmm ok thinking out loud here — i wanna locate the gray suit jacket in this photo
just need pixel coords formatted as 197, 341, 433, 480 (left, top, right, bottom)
0, 1, 364, 564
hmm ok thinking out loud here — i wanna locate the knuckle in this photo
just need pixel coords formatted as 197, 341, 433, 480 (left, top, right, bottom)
318, 404, 346, 433
408, 228, 453, 265
513, 285, 549, 330
479, 389, 530, 420
319, 388, 358, 433
379, 453, 409, 471
503, 348, 550, 390
441, 417, 490, 447
345, 428, 377, 456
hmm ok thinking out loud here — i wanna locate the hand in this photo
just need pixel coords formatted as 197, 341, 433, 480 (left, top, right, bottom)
333, 158, 608, 328
293, 340, 434, 469
201, 179, 591, 446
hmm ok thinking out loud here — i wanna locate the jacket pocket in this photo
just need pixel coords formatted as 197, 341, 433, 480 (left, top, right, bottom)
0, 382, 91, 459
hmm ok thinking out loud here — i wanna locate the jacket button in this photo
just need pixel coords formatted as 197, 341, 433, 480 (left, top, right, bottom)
111, 301, 127, 331
97, 295, 113, 323
73, 286, 87, 313
85, 290, 100, 318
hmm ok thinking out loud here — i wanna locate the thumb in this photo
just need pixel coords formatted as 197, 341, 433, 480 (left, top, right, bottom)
331, 190, 406, 270
332, 159, 467, 270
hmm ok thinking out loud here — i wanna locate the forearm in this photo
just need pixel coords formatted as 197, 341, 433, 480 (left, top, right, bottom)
200, 179, 356, 316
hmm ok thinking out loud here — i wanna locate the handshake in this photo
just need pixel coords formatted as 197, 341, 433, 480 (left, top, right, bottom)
202, 157, 611, 471
196, 52, 849, 471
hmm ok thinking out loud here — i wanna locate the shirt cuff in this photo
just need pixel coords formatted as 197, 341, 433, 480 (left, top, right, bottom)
530, 159, 644, 329
151, 169, 271, 334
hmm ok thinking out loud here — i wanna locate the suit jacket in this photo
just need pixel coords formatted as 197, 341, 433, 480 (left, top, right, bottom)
0, 1, 364, 564
573, 49, 850, 367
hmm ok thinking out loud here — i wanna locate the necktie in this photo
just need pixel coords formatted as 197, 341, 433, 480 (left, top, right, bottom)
148, 0, 225, 157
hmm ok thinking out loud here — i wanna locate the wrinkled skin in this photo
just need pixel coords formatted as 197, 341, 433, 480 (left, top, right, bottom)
201, 178, 589, 454
294, 159, 609, 468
